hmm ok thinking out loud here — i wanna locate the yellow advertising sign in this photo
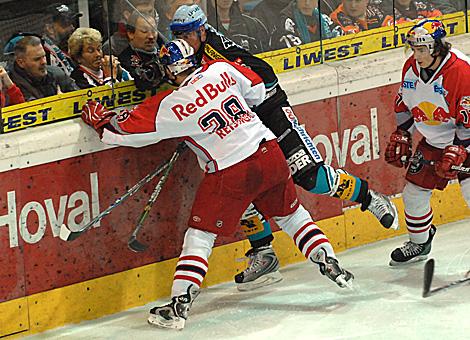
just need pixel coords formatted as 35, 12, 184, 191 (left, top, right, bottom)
259, 12, 466, 74
0, 81, 171, 133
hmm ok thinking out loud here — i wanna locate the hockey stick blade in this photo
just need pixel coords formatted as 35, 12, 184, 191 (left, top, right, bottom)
422, 259, 435, 298
128, 236, 149, 252
423, 258, 470, 298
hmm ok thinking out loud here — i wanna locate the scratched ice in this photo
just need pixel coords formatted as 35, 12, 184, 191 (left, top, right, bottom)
27, 218, 470, 340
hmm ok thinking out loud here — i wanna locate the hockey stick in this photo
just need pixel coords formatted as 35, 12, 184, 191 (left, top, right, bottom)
422, 258, 470, 298
408, 157, 470, 174
128, 144, 185, 252
59, 144, 185, 242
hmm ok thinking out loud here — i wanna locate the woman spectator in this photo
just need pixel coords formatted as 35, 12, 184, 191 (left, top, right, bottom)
68, 28, 131, 89
0, 66, 25, 107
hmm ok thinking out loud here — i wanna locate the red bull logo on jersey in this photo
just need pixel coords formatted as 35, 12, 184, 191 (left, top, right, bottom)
171, 72, 237, 121
411, 101, 450, 125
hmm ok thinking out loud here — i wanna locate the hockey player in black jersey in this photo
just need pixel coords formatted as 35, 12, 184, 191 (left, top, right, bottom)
169, 4, 399, 290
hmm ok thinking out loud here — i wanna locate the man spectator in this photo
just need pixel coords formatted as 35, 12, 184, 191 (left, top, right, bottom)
43, 3, 82, 76
103, 0, 157, 56
8, 36, 78, 102
249, 0, 294, 35
206, 0, 270, 53
430, 0, 460, 13
118, 11, 164, 90
270, 0, 342, 50
69, 28, 131, 89
330, 0, 392, 34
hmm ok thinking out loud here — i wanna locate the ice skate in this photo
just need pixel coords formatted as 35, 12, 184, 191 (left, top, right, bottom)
311, 248, 354, 288
363, 190, 399, 230
235, 245, 283, 291
148, 285, 200, 330
389, 225, 436, 266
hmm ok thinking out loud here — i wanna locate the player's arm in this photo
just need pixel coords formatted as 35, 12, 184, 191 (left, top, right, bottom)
385, 63, 415, 168
226, 61, 266, 108
81, 89, 180, 147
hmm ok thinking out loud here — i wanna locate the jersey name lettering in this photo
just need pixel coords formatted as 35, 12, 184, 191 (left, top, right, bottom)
171, 72, 237, 121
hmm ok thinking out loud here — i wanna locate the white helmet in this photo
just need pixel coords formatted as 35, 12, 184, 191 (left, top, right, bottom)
406, 19, 447, 54
170, 4, 208, 35
159, 39, 196, 76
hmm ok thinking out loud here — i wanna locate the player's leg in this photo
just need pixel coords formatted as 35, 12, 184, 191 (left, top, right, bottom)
389, 140, 448, 266
254, 140, 353, 288
148, 227, 215, 329
235, 204, 282, 291
264, 104, 398, 229
389, 182, 436, 266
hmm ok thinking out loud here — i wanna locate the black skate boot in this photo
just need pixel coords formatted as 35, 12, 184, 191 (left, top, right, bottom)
234, 245, 283, 291
311, 248, 354, 288
148, 285, 199, 330
362, 190, 399, 230
389, 225, 437, 266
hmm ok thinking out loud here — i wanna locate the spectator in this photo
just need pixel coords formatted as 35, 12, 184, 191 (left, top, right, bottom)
103, 0, 157, 56
249, 0, 295, 35
8, 36, 78, 102
119, 12, 164, 90
158, 0, 198, 39
206, 0, 270, 53
43, 3, 82, 76
430, 0, 460, 13
383, 0, 442, 23
0, 66, 25, 107
270, 0, 342, 50
330, 0, 392, 34
69, 28, 132, 89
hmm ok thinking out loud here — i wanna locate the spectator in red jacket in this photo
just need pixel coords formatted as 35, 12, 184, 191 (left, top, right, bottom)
0, 65, 25, 107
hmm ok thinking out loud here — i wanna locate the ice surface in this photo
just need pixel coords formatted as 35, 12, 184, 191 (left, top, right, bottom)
27, 218, 470, 340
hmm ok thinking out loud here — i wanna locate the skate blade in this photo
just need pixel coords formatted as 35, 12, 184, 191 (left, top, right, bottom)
389, 255, 428, 267
147, 315, 185, 330
389, 202, 400, 230
336, 275, 354, 290
237, 271, 283, 291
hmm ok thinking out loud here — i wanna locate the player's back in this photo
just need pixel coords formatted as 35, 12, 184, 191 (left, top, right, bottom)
158, 60, 276, 172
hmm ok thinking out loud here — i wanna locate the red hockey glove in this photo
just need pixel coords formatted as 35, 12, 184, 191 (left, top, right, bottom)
81, 101, 115, 131
385, 129, 412, 168
435, 145, 467, 179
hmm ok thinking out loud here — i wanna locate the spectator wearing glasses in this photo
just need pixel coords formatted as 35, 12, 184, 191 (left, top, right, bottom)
118, 11, 165, 90
68, 28, 131, 89
8, 35, 78, 102
43, 3, 82, 76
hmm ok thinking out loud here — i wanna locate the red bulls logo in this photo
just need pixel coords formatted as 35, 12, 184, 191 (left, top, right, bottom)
412, 101, 449, 125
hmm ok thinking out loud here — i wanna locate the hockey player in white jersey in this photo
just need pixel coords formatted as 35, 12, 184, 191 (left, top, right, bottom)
81, 39, 354, 330
385, 19, 470, 265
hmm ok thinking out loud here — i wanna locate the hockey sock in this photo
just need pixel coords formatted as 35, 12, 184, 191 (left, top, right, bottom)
241, 204, 274, 249
406, 209, 434, 244
274, 205, 335, 260
171, 227, 216, 297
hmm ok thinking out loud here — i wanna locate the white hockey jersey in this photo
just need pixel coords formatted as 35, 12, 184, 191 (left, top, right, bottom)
395, 49, 470, 150
101, 60, 275, 172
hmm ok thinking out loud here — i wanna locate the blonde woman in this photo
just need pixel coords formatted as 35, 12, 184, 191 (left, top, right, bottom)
68, 27, 131, 88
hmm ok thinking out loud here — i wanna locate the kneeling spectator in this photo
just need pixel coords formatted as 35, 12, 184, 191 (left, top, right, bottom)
8, 36, 78, 102
271, 0, 341, 49
119, 11, 163, 90
0, 65, 25, 107
68, 28, 132, 88
330, 0, 392, 34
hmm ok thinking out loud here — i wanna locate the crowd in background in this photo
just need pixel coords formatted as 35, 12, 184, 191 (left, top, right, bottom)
0, 0, 464, 109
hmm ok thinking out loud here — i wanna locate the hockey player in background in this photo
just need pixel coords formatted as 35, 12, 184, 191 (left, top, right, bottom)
169, 4, 398, 290
81, 39, 354, 330
385, 19, 470, 265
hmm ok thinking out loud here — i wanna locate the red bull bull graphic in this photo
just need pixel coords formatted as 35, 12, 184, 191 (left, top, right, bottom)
411, 101, 449, 125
